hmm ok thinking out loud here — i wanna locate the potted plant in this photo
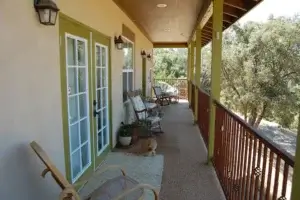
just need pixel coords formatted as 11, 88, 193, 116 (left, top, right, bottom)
118, 122, 132, 146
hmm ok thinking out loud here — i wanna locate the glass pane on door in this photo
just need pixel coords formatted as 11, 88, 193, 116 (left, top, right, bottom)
95, 44, 109, 154
66, 34, 91, 182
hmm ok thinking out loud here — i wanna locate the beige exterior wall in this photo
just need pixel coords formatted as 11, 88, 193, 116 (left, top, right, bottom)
0, 1, 64, 199
0, 0, 152, 199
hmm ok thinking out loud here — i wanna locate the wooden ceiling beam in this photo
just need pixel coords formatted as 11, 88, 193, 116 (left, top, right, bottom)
224, 0, 257, 11
224, 2, 247, 11
201, 32, 212, 38
224, 11, 239, 18
202, 29, 212, 35
153, 42, 188, 48
189, 0, 212, 43
201, 35, 211, 41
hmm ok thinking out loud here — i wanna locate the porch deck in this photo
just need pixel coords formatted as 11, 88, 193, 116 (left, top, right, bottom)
157, 100, 225, 200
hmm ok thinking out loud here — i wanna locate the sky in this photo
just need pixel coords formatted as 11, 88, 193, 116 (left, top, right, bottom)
238, 0, 300, 24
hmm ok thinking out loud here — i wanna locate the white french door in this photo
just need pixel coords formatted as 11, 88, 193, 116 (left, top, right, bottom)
65, 33, 91, 182
94, 43, 109, 154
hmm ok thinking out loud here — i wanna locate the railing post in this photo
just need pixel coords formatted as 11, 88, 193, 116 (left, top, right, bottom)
194, 29, 202, 124
208, 0, 223, 165
291, 113, 300, 200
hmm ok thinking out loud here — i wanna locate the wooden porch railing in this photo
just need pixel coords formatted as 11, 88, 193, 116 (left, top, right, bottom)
197, 88, 210, 146
154, 78, 188, 99
191, 83, 195, 112
191, 83, 295, 200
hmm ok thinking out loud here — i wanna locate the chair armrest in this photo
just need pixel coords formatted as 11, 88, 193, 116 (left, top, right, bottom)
135, 108, 147, 113
59, 186, 81, 200
72, 165, 126, 188
113, 183, 159, 200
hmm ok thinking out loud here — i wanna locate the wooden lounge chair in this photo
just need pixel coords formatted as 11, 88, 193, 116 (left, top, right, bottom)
153, 86, 179, 105
128, 92, 163, 135
152, 86, 171, 106
30, 141, 159, 200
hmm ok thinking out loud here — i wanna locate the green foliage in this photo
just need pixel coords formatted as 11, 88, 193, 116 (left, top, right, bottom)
220, 16, 300, 128
152, 16, 300, 129
153, 48, 187, 79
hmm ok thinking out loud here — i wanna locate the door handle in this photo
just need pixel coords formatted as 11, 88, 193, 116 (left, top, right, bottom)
93, 110, 100, 117
93, 100, 100, 117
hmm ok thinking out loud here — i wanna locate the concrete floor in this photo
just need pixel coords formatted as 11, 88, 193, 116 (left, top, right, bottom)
157, 100, 226, 200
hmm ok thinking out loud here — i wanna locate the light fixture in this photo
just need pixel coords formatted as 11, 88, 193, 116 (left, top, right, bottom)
114, 36, 124, 50
34, 0, 60, 26
141, 50, 147, 58
147, 53, 152, 61
156, 3, 167, 8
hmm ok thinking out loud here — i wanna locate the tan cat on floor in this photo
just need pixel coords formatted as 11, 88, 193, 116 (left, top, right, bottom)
127, 137, 157, 156
142, 137, 157, 156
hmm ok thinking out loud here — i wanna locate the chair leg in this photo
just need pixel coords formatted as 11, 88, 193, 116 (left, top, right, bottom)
158, 122, 164, 133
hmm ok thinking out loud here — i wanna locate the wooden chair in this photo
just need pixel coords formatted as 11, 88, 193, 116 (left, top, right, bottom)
152, 86, 171, 106
30, 141, 159, 200
128, 91, 163, 135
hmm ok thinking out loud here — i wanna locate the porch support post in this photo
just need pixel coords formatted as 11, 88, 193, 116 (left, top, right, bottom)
187, 44, 191, 105
194, 29, 202, 124
291, 112, 300, 200
189, 42, 195, 108
207, 0, 223, 164
142, 57, 146, 96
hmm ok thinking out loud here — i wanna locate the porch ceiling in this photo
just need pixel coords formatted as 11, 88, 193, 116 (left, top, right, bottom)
113, 0, 262, 47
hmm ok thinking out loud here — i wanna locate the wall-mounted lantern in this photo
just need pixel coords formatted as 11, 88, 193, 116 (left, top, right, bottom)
141, 50, 147, 59
34, 0, 60, 26
114, 36, 124, 50
147, 53, 152, 61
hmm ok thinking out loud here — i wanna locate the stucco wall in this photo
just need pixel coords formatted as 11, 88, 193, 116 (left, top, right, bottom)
59, 0, 153, 146
0, 1, 64, 199
0, 0, 152, 199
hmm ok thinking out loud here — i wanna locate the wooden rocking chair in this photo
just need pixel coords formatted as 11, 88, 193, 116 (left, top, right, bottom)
128, 91, 163, 135
30, 141, 159, 200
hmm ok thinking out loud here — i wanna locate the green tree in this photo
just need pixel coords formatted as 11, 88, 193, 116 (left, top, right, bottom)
153, 48, 187, 79
221, 16, 300, 128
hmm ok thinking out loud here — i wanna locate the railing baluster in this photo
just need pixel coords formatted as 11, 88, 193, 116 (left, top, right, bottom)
272, 155, 281, 200
253, 141, 262, 200
249, 136, 258, 199
246, 131, 253, 200
260, 145, 268, 200
223, 111, 229, 197
241, 127, 249, 199
281, 162, 289, 199
266, 151, 274, 200
231, 119, 239, 200
228, 115, 234, 198
238, 126, 246, 199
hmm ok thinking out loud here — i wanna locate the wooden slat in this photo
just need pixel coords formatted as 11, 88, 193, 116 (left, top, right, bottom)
224, 2, 247, 11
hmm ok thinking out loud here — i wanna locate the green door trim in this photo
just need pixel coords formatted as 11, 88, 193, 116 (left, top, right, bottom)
91, 30, 112, 167
59, 13, 113, 184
